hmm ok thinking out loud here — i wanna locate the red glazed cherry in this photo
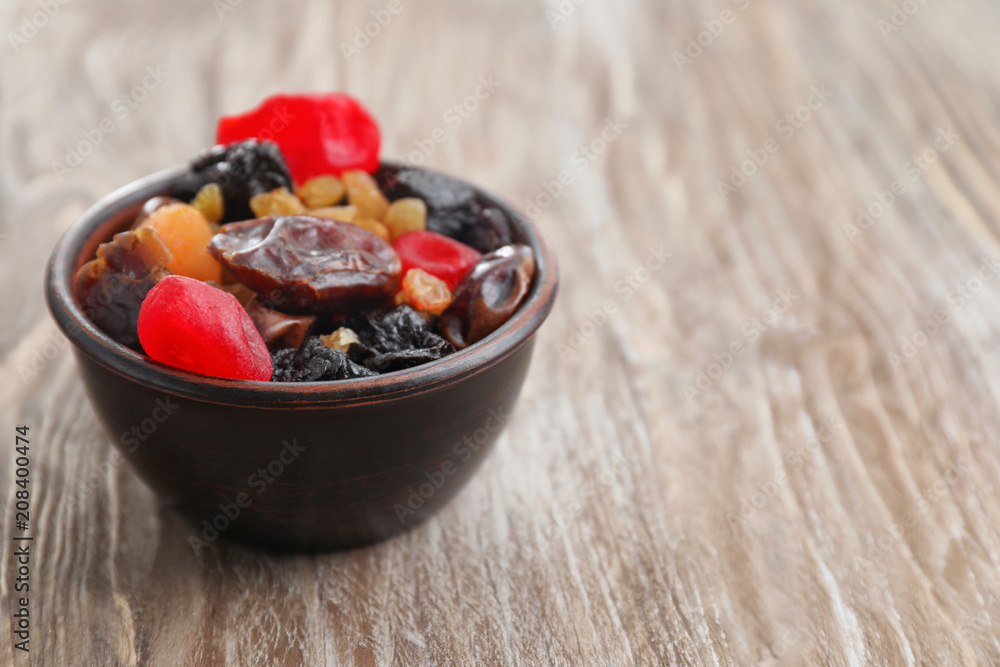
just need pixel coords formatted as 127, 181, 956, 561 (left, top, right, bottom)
216, 93, 380, 182
137, 275, 272, 381
392, 231, 481, 291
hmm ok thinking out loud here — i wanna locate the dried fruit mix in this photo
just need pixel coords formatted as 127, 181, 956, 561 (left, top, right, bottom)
75, 93, 536, 382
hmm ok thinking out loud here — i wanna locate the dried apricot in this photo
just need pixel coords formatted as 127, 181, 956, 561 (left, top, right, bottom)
138, 203, 222, 282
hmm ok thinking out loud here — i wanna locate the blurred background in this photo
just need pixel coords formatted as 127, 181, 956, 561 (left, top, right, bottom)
5, 0, 1000, 664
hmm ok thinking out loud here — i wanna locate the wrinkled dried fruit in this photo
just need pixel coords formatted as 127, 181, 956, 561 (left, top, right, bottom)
137, 275, 272, 381
440, 244, 535, 348
296, 175, 346, 209
139, 203, 222, 283
191, 183, 224, 223
208, 215, 401, 313
392, 230, 481, 290
250, 186, 306, 217
76, 227, 173, 348
172, 139, 294, 222
383, 197, 427, 240
308, 205, 357, 222
397, 268, 452, 316
319, 327, 360, 353
346, 305, 454, 372
271, 336, 376, 382
386, 168, 513, 252
216, 93, 380, 181
343, 170, 389, 220
245, 295, 316, 351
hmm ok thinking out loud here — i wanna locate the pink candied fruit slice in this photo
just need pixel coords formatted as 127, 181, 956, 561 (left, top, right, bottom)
392, 231, 482, 291
137, 275, 272, 381
216, 93, 380, 182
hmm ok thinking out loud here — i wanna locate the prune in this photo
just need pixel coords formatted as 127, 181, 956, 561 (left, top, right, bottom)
392, 230, 481, 290
208, 216, 401, 313
346, 305, 454, 373
138, 276, 272, 381
172, 139, 294, 222
76, 227, 173, 349
439, 244, 535, 349
217, 93, 381, 181
386, 168, 513, 253
244, 295, 316, 351
271, 336, 376, 382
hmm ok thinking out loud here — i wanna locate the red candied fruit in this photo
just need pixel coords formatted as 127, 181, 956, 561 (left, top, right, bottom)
137, 275, 272, 381
392, 231, 481, 291
216, 93, 380, 182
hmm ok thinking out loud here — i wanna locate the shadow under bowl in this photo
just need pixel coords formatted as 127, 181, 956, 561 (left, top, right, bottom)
45, 162, 558, 552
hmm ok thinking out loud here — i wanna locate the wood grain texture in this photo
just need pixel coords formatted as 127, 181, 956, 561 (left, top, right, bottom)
3, 0, 1000, 664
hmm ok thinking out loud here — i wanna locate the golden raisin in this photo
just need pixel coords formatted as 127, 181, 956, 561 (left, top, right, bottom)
250, 187, 306, 217
191, 183, 224, 223
308, 205, 357, 222
296, 175, 346, 209
320, 327, 360, 353
343, 170, 389, 220
383, 197, 427, 240
349, 217, 391, 242
139, 203, 221, 282
398, 268, 452, 316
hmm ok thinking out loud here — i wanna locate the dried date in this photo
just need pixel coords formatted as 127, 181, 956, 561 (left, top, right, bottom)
439, 244, 535, 348
208, 215, 401, 313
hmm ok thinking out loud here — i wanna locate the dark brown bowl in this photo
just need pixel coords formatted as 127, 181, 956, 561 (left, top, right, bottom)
45, 162, 558, 552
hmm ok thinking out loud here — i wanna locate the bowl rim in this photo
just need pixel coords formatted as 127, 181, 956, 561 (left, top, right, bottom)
46, 161, 559, 408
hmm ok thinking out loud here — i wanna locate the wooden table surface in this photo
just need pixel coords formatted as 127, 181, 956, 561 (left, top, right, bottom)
3, 0, 1000, 664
